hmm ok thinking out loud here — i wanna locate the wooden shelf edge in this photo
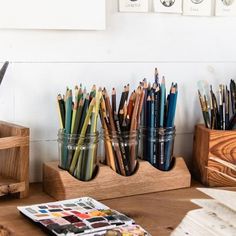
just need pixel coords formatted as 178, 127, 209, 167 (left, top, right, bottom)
0, 176, 25, 196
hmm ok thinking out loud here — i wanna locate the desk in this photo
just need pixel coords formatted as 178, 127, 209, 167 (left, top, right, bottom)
0, 182, 209, 235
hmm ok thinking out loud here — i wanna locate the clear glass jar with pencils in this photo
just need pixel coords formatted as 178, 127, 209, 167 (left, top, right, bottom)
101, 129, 139, 176
139, 126, 176, 171
57, 85, 102, 181
58, 129, 99, 181
138, 74, 178, 171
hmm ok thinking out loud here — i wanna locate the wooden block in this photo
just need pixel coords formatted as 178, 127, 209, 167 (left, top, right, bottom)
0, 121, 29, 198
192, 124, 236, 187
43, 157, 191, 201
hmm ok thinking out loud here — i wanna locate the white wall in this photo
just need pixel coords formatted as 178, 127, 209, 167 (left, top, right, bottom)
0, 0, 236, 182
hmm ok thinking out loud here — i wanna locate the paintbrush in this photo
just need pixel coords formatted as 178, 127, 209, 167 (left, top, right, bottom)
0, 61, 9, 86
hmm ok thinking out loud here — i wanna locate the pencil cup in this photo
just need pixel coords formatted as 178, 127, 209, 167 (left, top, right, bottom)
101, 129, 139, 176
139, 126, 176, 171
57, 129, 99, 181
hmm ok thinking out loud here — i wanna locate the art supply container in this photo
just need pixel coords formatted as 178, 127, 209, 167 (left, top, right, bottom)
101, 129, 139, 176
139, 126, 176, 171
57, 129, 99, 181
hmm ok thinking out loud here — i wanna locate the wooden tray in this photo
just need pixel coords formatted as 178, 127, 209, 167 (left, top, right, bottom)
192, 124, 236, 187
0, 121, 29, 198
43, 157, 191, 200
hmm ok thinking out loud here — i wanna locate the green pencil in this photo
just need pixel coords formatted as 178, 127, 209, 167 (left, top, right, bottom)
69, 98, 96, 175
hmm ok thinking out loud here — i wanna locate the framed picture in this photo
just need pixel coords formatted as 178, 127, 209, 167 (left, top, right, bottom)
183, 0, 213, 16
154, 0, 182, 13
119, 0, 149, 12
215, 0, 236, 16
0, 0, 106, 30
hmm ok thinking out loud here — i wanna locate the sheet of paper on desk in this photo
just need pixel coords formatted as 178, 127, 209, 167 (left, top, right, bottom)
171, 188, 236, 236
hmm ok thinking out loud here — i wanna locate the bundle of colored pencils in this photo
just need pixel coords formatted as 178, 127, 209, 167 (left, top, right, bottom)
100, 85, 144, 176
198, 80, 236, 130
57, 85, 102, 181
139, 68, 178, 169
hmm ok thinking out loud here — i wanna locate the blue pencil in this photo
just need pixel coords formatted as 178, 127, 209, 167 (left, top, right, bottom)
159, 77, 166, 127
63, 89, 72, 169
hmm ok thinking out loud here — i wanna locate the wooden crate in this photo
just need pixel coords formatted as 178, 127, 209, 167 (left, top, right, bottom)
43, 157, 191, 201
0, 121, 29, 198
192, 124, 236, 187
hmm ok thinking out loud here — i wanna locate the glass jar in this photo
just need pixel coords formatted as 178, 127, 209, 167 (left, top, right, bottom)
57, 129, 99, 181
101, 129, 139, 176
139, 126, 176, 171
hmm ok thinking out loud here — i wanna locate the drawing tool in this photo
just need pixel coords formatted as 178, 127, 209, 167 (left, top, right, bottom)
69, 98, 96, 175
124, 84, 130, 102
203, 95, 210, 129
127, 92, 134, 122
118, 86, 127, 117
230, 79, 236, 114
104, 88, 126, 176
154, 67, 159, 85
72, 98, 84, 135
129, 87, 142, 172
83, 88, 102, 181
166, 85, 176, 127
65, 89, 73, 134
78, 93, 90, 134
62, 89, 72, 169
112, 88, 116, 115
225, 86, 230, 128
159, 77, 166, 127
70, 86, 79, 134
198, 90, 209, 129
141, 79, 148, 128
100, 96, 116, 171
0, 61, 9, 86
219, 85, 223, 130
57, 94, 65, 129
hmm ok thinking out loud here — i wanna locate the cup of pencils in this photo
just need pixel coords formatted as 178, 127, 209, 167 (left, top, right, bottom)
100, 86, 144, 176
57, 85, 101, 181
139, 69, 178, 171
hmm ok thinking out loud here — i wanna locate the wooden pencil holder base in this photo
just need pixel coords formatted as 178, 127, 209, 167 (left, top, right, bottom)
43, 157, 191, 201
0, 121, 29, 198
192, 124, 236, 187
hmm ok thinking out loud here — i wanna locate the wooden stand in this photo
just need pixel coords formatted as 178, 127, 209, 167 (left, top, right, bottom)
43, 157, 191, 201
0, 121, 29, 198
192, 124, 236, 187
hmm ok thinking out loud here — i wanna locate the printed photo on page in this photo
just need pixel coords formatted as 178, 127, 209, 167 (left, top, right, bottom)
215, 0, 236, 16
154, 0, 182, 13
119, 0, 149, 12
183, 0, 212, 16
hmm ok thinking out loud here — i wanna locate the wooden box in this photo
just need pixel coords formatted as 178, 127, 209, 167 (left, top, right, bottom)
0, 121, 29, 198
192, 124, 236, 187
43, 157, 191, 201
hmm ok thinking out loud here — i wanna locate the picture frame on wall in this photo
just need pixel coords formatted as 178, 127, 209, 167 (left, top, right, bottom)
215, 0, 236, 16
183, 0, 213, 16
154, 0, 182, 14
119, 0, 149, 12
0, 0, 106, 30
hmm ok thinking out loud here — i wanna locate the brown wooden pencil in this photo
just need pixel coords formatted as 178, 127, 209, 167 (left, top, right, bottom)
129, 87, 142, 172
100, 96, 116, 171
103, 88, 126, 176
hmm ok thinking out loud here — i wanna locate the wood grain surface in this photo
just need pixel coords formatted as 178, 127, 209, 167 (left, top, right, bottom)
193, 124, 236, 187
43, 157, 191, 200
0, 181, 220, 236
0, 121, 29, 198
